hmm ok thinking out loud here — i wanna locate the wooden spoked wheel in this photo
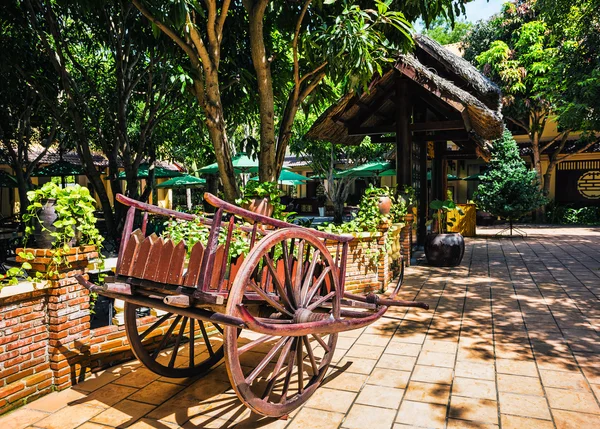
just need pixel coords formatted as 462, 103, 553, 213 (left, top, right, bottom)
124, 302, 225, 378
225, 228, 340, 417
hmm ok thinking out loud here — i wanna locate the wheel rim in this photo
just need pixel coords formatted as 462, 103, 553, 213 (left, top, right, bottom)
225, 229, 339, 417
124, 302, 225, 378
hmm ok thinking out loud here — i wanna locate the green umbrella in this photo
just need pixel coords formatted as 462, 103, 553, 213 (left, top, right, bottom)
338, 161, 393, 178
309, 171, 342, 180
426, 171, 462, 181
463, 172, 483, 181
198, 154, 259, 175
118, 164, 183, 179
31, 160, 86, 177
0, 171, 18, 187
155, 175, 206, 189
249, 170, 309, 184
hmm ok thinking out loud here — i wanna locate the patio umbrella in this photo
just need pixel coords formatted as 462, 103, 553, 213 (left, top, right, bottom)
249, 170, 309, 186
463, 172, 484, 181
0, 171, 18, 187
337, 160, 393, 178
198, 154, 259, 175
426, 171, 462, 181
155, 175, 206, 188
118, 164, 183, 179
31, 160, 86, 177
308, 172, 342, 180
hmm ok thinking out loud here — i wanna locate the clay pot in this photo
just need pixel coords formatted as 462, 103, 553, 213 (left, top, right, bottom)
424, 233, 465, 267
243, 197, 274, 218
33, 198, 57, 249
377, 196, 392, 215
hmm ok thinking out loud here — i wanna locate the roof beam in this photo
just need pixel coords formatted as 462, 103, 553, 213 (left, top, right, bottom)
348, 125, 396, 136
411, 120, 465, 132
412, 131, 470, 142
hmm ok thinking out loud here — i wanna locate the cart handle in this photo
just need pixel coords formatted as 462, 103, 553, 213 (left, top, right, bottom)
203, 193, 354, 244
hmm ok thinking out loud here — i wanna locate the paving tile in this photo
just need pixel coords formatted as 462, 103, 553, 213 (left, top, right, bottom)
323, 371, 368, 392
113, 367, 160, 389
455, 361, 495, 381
498, 392, 552, 420
417, 350, 456, 368
287, 407, 344, 429
423, 340, 459, 354
546, 387, 600, 414
355, 384, 404, 409
376, 354, 417, 371
404, 381, 450, 405
356, 333, 392, 347
346, 344, 385, 360
122, 418, 180, 429
410, 365, 454, 385
77, 383, 138, 408
452, 377, 497, 400
367, 368, 411, 389
449, 396, 499, 425
343, 403, 396, 429
446, 419, 499, 429
34, 404, 103, 429
129, 380, 186, 405
25, 389, 88, 413
552, 409, 600, 429
385, 341, 422, 357
539, 369, 591, 391
500, 414, 554, 429
90, 400, 155, 428
495, 358, 538, 377
305, 387, 357, 414
0, 408, 49, 429
396, 400, 447, 429
497, 374, 544, 396
336, 357, 377, 375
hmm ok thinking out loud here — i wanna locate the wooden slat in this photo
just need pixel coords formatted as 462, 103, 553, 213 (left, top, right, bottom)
183, 241, 204, 287
131, 234, 158, 279
227, 255, 245, 290
155, 239, 175, 284
142, 237, 165, 281
209, 245, 225, 290
167, 241, 187, 285
117, 229, 144, 276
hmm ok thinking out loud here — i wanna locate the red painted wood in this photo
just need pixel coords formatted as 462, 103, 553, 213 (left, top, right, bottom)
168, 241, 187, 285
209, 245, 225, 290
142, 237, 165, 281
183, 241, 204, 287
117, 229, 144, 276
131, 234, 158, 279
228, 255, 245, 290
155, 239, 175, 284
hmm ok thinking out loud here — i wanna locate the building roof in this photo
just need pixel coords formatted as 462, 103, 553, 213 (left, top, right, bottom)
306, 35, 503, 159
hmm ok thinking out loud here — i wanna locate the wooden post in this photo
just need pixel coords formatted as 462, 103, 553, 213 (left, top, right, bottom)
418, 141, 428, 245
433, 141, 446, 201
395, 78, 412, 189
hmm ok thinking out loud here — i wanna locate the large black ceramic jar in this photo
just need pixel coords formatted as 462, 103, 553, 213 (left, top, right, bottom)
424, 233, 465, 267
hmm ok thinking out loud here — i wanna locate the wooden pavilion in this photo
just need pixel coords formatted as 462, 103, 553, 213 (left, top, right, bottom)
306, 35, 504, 244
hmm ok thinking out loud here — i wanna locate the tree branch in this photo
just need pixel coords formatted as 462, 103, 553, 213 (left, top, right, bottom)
216, 0, 231, 43
506, 116, 529, 133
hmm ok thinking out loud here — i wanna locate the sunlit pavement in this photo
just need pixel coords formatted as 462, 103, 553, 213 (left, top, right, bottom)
2, 227, 600, 429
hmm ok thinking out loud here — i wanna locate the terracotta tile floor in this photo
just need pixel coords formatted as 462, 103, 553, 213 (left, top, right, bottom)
3, 227, 600, 428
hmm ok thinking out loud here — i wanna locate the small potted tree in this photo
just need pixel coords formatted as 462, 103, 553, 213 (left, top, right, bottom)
425, 199, 465, 267
237, 181, 287, 220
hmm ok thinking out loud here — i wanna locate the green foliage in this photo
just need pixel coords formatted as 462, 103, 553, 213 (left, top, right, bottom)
427, 199, 463, 234
163, 218, 250, 260
421, 17, 472, 45
474, 130, 547, 220
236, 181, 288, 221
546, 203, 600, 225
23, 183, 103, 250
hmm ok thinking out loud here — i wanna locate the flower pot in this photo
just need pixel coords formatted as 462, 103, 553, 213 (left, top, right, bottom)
404, 213, 415, 224
377, 196, 392, 215
318, 206, 325, 217
34, 198, 57, 249
243, 197, 274, 218
424, 233, 465, 267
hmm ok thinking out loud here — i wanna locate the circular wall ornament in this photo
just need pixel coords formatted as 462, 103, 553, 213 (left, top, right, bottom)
577, 171, 600, 199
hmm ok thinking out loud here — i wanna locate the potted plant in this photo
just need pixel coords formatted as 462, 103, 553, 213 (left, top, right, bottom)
425, 199, 465, 267
237, 181, 286, 220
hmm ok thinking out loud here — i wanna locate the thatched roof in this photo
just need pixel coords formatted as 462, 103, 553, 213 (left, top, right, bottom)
306, 35, 503, 158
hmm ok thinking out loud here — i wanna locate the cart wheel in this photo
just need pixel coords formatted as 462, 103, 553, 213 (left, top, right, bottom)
225, 228, 339, 417
124, 302, 225, 378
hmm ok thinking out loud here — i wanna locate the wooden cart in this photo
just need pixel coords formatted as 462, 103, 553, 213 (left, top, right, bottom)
77, 193, 428, 417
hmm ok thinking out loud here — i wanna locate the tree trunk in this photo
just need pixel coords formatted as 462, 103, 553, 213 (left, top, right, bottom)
12, 164, 30, 217
333, 200, 344, 224
530, 130, 544, 221
245, 0, 277, 183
